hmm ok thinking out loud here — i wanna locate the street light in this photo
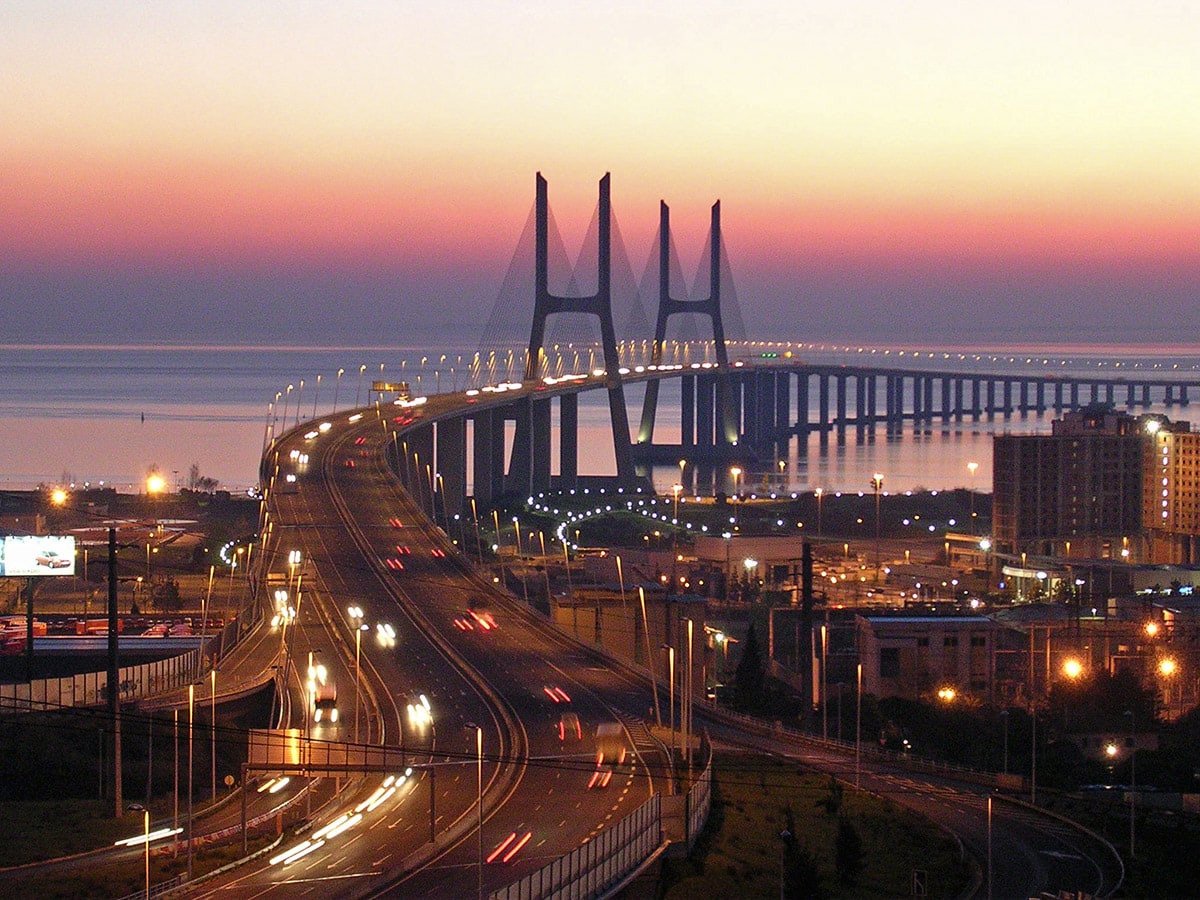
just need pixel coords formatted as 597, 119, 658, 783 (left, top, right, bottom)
187, 682, 194, 880
663, 644, 676, 765
333, 367, 344, 412
464, 722, 483, 900
815, 488, 823, 540
967, 461, 979, 533
210, 668, 217, 802
1124, 709, 1135, 860
355, 364, 367, 408
871, 473, 884, 582
348, 606, 365, 743
1000, 709, 1009, 774
730, 466, 742, 530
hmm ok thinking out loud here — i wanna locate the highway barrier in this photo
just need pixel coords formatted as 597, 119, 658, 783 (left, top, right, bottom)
0, 618, 243, 713
489, 793, 662, 900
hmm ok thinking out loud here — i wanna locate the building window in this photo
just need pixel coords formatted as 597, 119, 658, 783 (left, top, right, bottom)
880, 647, 900, 678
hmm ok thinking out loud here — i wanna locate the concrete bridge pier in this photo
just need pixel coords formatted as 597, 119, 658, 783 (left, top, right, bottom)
435, 417, 467, 517
472, 408, 505, 508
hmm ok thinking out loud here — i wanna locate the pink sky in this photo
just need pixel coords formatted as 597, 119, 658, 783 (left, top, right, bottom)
1, 2, 1197, 345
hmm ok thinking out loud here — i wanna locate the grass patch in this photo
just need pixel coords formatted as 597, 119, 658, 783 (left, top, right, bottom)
0, 799, 140, 867
9, 834, 277, 899
665, 752, 970, 899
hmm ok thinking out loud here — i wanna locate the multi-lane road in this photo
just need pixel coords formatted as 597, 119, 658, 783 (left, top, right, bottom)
182, 376, 1124, 899
189, 399, 670, 898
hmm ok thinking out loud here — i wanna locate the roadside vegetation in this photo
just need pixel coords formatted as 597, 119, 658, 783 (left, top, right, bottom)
664, 751, 970, 899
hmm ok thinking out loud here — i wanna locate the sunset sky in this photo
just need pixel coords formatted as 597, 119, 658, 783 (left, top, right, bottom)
2, 1, 1197, 347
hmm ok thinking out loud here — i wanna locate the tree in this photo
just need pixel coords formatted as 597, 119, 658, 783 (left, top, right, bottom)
150, 578, 183, 611
834, 818, 865, 885
188, 463, 219, 493
733, 624, 766, 711
780, 807, 823, 899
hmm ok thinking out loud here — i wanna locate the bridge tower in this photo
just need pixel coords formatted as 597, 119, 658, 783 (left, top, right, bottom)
516, 172, 633, 485
637, 200, 736, 446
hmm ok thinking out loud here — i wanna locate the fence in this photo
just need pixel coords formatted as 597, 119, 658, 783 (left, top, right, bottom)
490, 793, 662, 900
0, 618, 241, 713
685, 751, 712, 851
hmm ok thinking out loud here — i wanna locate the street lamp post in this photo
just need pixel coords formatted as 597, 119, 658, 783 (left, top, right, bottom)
871, 473, 884, 582
855, 662, 863, 789
664, 645, 676, 765
143, 807, 150, 899
967, 462, 979, 533
210, 668, 217, 802
465, 723, 483, 900
333, 368, 344, 412
815, 487, 823, 540
282, 384, 292, 432
348, 606, 365, 743
1000, 709, 1009, 774
1125, 709, 1135, 860
187, 682, 194, 880
355, 364, 367, 408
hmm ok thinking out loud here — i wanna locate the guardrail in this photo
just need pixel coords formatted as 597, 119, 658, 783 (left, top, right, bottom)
489, 793, 662, 900
684, 742, 712, 851
0, 618, 245, 713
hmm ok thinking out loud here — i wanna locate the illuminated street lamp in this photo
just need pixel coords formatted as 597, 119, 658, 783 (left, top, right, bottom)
282, 384, 293, 430
210, 668, 217, 802
871, 473, 884, 582
348, 606, 365, 743
355, 364, 367, 408
815, 487, 823, 540
1158, 657, 1178, 718
333, 367, 344, 412
967, 461, 979, 533
730, 466, 742, 529
1063, 658, 1083, 680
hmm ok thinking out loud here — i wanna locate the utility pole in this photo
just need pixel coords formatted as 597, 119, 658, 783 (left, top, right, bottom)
108, 527, 123, 817
801, 542, 814, 730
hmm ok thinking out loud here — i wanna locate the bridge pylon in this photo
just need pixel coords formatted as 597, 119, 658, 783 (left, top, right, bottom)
637, 200, 736, 447
516, 172, 633, 486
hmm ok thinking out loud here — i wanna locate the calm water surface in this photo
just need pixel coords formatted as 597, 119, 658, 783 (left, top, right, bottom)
5, 341, 1200, 496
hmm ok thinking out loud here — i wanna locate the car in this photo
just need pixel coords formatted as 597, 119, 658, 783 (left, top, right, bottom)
543, 685, 571, 704
35, 550, 71, 569
467, 608, 497, 630
395, 545, 412, 555
344, 459, 356, 468
354, 436, 367, 445
587, 766, 613, 789
430, 547, 446, 558
384, 557, 405, 571
558, 712, 582, 742
389, 517, 404, 529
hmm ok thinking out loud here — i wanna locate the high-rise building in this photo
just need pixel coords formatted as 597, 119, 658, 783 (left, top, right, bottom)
1142, 418, 1200, 563
992, 404, 1145, 560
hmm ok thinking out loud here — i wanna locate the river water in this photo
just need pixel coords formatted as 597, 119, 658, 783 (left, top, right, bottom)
5, 340, 1200, 497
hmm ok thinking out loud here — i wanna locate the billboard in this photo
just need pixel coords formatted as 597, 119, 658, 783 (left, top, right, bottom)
0, 535, 77, 577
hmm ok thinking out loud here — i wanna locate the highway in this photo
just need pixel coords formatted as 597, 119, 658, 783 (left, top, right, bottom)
188, 397, 668, 898
186, 373, 1123, 899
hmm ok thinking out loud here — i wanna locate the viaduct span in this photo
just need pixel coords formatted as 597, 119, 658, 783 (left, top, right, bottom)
384, 174, 1200, 515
